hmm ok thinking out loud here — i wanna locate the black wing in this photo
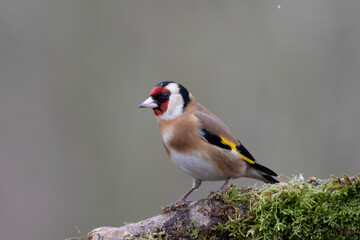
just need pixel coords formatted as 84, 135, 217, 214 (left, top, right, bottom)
201, 129, 278, 182
201, 128, 231, 150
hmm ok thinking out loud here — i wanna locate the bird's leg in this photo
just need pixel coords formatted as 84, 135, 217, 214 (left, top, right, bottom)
168, 179, 202, 212
209, 177, 231, 199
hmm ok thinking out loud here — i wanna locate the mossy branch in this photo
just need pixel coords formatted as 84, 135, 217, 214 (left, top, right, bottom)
73, 174, 360, 240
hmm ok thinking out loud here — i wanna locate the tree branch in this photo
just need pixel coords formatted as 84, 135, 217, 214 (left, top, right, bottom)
72, 174, 360, 240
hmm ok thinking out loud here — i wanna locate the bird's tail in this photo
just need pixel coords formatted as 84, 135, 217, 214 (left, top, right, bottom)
252, 162, 279, 184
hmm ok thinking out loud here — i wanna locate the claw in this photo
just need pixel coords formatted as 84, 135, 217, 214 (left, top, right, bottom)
166, 178, 202, 213
209, 177, 231, 200
168, 199, 188, 213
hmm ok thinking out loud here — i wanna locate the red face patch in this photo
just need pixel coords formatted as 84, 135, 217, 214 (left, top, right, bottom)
149, 86, 164, 97
153, 102, 169, 116
149, 86, 170, 116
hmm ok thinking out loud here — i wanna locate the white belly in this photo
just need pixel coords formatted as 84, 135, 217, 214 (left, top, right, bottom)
169, 149, 224, 181
161, 128, 225, 181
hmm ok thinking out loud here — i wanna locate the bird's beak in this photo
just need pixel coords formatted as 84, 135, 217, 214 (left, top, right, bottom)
139, 97, 159, 108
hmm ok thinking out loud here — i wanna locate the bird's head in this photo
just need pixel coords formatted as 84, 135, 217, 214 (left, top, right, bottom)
139, 81, 191, 120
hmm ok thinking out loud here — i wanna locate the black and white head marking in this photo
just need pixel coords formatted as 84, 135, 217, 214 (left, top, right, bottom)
156, 81, 190, 111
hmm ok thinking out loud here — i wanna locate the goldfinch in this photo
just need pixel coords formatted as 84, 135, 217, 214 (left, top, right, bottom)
139, 81, 278, 206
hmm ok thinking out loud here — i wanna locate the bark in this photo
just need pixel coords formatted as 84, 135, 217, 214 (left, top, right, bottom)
86, 196, 237, 240
69, 175, 359, 240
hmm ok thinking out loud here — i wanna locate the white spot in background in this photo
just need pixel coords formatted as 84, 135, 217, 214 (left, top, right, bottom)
273, 0, 284, 10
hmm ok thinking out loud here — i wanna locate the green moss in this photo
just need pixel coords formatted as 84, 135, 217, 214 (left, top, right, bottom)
125, 229, 169, 240
126, 175, 359, 239
213, 174, 360, 239
187, 220, 199, 238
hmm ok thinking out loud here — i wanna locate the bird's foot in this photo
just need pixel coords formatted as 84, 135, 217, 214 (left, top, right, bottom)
208, 190, 223, 200
164, 198, 190, 213
209, 178, 232, 200
209, 186, 231, 200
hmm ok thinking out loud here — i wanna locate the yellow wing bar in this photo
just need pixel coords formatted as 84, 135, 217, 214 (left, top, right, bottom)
220, 137, 255, 164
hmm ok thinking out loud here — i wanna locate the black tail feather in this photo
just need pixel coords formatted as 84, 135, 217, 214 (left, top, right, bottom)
250, 162, 279, 184
253, 162, 278, 177
261, 174, 279, 184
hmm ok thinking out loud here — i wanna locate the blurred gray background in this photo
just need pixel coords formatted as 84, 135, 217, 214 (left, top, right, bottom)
1, 0, 360, 239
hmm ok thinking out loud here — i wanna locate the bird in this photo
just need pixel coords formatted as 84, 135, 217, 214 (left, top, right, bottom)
139, 81, 278, 207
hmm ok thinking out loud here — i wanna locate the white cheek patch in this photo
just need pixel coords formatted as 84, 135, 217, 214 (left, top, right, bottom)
166, 83, 180, 93
157, 84, 184, 120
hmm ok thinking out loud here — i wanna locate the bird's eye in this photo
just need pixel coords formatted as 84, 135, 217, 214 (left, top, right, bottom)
162, 92, 170, 99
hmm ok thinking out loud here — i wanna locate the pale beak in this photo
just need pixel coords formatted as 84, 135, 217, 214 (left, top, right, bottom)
138, 97, 159, 108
